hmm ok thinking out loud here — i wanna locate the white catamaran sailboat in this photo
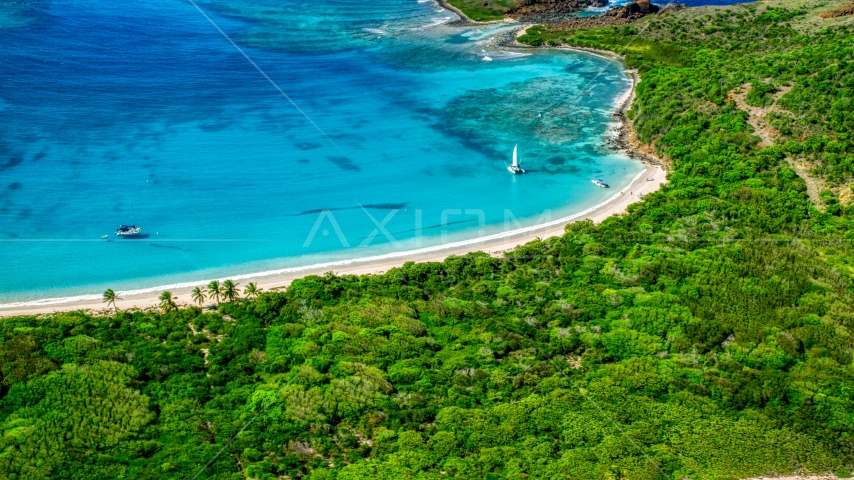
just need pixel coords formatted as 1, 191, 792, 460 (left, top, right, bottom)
507, 145, 525, 174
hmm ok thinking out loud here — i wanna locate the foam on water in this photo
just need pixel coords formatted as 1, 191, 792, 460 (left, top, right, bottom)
0, 0, 643, 302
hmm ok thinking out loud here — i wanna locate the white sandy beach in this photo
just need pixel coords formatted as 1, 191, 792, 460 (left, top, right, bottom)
0, 41, 666, 318
0, 163, 665, 317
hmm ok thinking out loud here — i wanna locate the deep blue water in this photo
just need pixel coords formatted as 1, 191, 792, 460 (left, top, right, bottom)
0, 0, 645, 303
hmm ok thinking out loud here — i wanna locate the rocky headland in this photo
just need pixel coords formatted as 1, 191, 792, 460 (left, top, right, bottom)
442, 0, 682, 24
507, 0, 608, 23
541, 0, 683, 29
467, 0, 685, 28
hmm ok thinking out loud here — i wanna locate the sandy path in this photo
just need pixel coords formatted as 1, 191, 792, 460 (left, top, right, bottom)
0, 164, 665, 317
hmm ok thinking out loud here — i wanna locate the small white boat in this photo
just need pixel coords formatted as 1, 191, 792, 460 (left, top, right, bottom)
483, 56, 493, 61
592, 179, 609, 188
507, 145, 525, 174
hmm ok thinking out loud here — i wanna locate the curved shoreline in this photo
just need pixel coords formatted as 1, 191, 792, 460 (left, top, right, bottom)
0, 21, 668, 317
0, 163, 664, 315
435, 0, 477, 24
434, 0, 514, 25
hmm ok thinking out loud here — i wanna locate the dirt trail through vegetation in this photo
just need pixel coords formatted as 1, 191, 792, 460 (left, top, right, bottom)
728, 83, 791, 148
729, 83, 827, 206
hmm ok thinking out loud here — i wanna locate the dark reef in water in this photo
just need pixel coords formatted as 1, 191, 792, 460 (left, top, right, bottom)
291, 203, 409, 217
326, 155, 361, 171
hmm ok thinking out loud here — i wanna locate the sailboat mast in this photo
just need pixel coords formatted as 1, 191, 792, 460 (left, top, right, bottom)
513, 145, 518, 167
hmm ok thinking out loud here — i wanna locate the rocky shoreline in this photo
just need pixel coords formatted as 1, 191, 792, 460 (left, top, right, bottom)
442, 0, 684, 29
436, 0, 509, 24
546, 0, 684, 29
436, 0, 669, 170
440, 0, 680, 25
558, 47, 665, 169
605, 65, 665, 168
508, 0, 608, 23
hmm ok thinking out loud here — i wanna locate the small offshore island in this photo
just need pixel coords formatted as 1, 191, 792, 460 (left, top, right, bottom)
1, 0, 854, 479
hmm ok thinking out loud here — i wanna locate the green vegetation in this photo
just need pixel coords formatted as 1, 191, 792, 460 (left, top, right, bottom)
519, 0, 854, 187
3, 1, 854, 478
445, 0, 515, 22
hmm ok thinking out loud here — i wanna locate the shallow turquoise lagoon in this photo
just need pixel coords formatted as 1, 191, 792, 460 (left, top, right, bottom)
0, 0, 641, 303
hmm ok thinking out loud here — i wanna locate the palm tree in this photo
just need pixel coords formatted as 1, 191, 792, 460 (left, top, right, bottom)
159, 291, 178, 313
103, 288, 121, 314
191, 286, 206, 307
208, 280, 222, 304
244, 282, 262, 299
222, 279, 240, 302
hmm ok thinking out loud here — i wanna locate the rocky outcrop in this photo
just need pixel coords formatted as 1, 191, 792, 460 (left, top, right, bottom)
452, 0, 683, 25
819, 1, 854, 18
657, 2, 686, 15
509, 0, 609, 23
606, 0, 659, 19
544, 1, 682, 30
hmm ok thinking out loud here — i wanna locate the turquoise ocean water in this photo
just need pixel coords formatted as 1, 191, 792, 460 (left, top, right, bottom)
0, 0, 643, 304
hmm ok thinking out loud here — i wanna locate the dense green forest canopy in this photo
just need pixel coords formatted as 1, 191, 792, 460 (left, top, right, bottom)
2, 1, 854, 478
